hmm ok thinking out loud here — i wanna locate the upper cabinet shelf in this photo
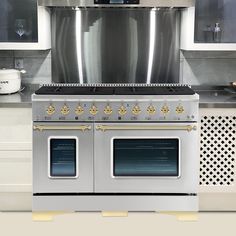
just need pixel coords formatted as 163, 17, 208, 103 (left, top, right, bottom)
0, 0, 51, 50
181, 0, 236, 51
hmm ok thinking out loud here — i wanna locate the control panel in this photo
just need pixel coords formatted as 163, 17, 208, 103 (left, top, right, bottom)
33, 99, 198, 122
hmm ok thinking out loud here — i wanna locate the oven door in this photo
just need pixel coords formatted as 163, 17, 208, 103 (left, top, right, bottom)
33, 122, 93, 193
94, 123, 199, 193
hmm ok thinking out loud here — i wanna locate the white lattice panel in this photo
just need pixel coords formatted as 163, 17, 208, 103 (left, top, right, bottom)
200, 108, 236, 192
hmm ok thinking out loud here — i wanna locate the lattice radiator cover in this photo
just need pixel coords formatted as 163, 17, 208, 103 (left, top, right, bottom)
200, 110, 236, 187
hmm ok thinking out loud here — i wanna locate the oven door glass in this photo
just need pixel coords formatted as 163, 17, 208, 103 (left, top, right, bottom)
113, 139, 179, 177
49, 137, 78, 178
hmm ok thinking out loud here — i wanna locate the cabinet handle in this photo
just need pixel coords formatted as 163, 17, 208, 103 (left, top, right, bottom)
33, 125, 91, 132
96, 125, 197, 132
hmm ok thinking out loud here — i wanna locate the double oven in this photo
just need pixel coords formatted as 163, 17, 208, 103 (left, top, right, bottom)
33, 122, 198, 194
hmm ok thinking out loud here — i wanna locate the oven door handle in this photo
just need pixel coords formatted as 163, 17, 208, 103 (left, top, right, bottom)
96, 125, 197, 132
33, 125, 92, 132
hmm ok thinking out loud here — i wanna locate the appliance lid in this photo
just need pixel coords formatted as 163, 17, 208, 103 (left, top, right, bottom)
38, 0, 194, 8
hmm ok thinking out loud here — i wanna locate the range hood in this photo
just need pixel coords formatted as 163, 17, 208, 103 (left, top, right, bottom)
38, 0, 194, 7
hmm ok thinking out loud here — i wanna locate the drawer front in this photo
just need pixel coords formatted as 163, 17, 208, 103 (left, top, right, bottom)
0, 108, 32, 144
0, 151, 32, 192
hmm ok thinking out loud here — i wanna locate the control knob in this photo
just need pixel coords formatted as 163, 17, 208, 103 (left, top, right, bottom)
75, 105, 84, 115
104, 105, 113, 115
161, 105, 170, 115
61, 104, 70, 115
132, 105, 141, 115
46, 105, 55, 115
118, 105, 127, 116
90, 105, 98, 116
147, 105, 156, 115
176, 105, 185, 114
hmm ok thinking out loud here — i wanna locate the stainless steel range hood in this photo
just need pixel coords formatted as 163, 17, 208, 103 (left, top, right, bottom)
38, 0, 194, 8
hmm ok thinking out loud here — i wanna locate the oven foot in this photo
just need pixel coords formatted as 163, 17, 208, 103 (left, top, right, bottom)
32, 211, 72, 221
158, 212, 198, 221
101, 211, 128, 217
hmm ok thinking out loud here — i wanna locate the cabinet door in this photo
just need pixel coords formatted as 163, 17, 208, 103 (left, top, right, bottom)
0, 0, 38, 42
195, 0, 236, 43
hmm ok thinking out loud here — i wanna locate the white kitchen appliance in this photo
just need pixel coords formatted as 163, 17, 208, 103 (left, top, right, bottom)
0, 69, 24, 94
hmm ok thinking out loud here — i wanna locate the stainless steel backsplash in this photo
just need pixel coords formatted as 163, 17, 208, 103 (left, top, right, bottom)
51, 7, 180, 84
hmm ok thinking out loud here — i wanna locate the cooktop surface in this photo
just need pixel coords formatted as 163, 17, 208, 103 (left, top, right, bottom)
35, 84, 196, 96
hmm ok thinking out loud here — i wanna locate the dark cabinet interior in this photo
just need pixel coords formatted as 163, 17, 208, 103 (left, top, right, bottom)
195, 0, 236, 43
0, 0, 38, 42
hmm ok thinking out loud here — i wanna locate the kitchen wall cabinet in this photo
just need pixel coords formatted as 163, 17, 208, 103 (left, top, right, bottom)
0, 108, 32, 211
195, 0, 236, 44
0, 0, 51, 50
181, 7, 236, 50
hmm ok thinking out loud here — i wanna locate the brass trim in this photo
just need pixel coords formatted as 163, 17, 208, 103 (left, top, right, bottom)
101, 211, 128, 217
32, 211, 71, 221
96, 125, 197, 132
33, 125, 92, 132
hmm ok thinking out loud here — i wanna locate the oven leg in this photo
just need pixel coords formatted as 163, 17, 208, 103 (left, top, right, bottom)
32, 211, 72, 221
158, 212, 199, 221
101, 211, 128, 217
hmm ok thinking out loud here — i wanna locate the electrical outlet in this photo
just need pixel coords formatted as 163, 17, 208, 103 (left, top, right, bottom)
15, 58, 24, 69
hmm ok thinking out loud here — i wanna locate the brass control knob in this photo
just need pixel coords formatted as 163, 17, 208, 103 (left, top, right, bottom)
147, 105, 156, 115
176, 105, 184, 114
89, 105, 98, 116
132, 105, 141, 115
161, 105, 170, 115
61, 104, 70, 115
46, 105, 55, 115
104, 105, 113, 115
75, 105, 84, 115
118, 105, 127, 116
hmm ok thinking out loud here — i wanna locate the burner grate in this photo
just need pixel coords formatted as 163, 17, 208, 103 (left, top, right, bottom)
41, 83, 191, 88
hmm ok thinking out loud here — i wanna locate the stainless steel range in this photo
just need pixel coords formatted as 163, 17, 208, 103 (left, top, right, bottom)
32, 84, 199, 212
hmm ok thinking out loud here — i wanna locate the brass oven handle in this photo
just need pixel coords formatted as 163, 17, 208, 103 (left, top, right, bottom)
33, 125, 92, 132
96, 125, 197, 132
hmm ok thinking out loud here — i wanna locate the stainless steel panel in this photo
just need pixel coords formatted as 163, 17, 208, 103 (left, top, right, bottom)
38, 0, 195, 8
94, 122, 199, 193
33, 195, 198, 212
32, 94, 199, 122
33, 122, 94, 193
51, 8, 180, 83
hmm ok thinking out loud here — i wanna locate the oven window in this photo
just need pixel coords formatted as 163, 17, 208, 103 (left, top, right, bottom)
50, 138, 77, 177
113, 139, 179, 177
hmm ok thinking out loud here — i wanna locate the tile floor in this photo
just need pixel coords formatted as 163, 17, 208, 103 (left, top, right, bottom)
0, 212, 236, 236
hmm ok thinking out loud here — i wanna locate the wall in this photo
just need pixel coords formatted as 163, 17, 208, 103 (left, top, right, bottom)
0, 50, 51, 84
181, 51, 236, 85
0, 50, 236, 86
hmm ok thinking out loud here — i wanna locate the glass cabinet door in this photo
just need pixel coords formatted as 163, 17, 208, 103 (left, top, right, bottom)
195, 0, 236, 43
0, 0, 38, 42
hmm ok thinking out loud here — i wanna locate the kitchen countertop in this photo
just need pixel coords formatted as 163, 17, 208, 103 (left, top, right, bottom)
0, 84, 236, 108
0, 84, 39, 108
193, 86, 236, 108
